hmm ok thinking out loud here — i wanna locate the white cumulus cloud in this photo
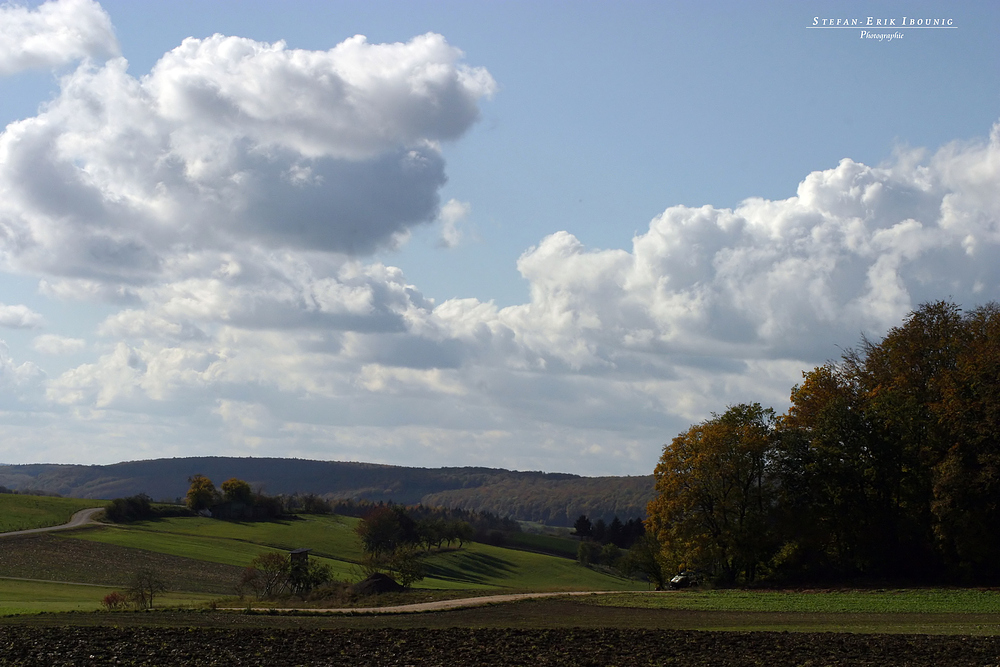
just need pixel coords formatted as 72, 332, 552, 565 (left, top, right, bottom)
0, 0, 118, 75
0, 303, 42, 328
32, 333, 85, 354
0, 31, 495, 285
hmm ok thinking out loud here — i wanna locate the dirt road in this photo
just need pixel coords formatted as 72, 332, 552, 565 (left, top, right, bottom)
0, 507, 104, 538
229, 590, 636, 615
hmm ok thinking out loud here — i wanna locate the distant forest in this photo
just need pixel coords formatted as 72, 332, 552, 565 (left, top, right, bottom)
0, 457, 652, 527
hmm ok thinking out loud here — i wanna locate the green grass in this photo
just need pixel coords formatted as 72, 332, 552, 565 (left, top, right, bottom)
68, 515, 639, 592
0, 579, 217, 615
416, 542, 641, 591
503, 532, 579, 558
116, 515, 366, 562
590, 588, 1000, 614
69, 525, 358, 581
0, 495, 106, 532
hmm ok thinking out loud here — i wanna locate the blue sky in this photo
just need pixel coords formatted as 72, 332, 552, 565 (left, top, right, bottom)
0, 0, 997, 475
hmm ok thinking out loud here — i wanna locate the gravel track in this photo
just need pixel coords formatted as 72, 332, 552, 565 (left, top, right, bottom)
0, 508, 104, 538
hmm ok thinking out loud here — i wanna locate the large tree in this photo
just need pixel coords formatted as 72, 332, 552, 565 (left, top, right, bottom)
646, 403, 777, 584
185, 474, 218, 512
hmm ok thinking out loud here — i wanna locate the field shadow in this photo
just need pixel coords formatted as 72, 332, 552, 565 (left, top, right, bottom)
423, 552, 518, 585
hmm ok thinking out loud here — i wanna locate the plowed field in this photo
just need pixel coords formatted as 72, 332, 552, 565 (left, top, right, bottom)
2, 627, 999, 666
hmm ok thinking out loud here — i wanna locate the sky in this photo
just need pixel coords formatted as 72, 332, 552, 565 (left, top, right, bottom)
0, 0, 997, 475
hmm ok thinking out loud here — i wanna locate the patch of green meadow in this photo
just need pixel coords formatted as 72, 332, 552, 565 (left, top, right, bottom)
0, 495, 106, 533
0, 578, 216, 615
68, 525, 357, 580
591, 588, 1000, 614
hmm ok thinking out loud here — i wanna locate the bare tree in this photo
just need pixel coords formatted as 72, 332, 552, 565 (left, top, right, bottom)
127, 569, 167, 609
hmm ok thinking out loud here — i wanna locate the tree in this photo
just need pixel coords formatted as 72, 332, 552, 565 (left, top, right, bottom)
126, 569, 167, 609
577, 540, 601, 566
647, 403, 777, 584
185, 474, 218, 512
572, 515, 593, 538
928, 303, 1000, 578
241, 552, 290, 599
105, 494, 154, 523
618, 533, 669, 589
774, 362, 889, 577
221, 477, 253, 504
355, 506, 419, 556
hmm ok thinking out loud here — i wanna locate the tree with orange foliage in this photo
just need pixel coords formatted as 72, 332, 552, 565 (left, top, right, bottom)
646, 403, 777, 585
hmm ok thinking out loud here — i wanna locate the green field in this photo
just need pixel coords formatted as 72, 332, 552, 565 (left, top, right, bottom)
67, 516, 639, 592
0, 578, 217, 615
0, 495, 106, 532
503, 531, 579, 558
591, 588, 1000, 614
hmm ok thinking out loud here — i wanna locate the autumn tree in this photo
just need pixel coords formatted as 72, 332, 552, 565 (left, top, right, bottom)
221, 477, 253, 504
185, 474, 219, 512
928, 303, 1000, 578
646, 403, 777, 584
773, 362, 890, 577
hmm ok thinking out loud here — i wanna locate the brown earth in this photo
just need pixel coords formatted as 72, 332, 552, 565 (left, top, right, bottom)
0, 533, 243, 594
1, 626, 1000, 666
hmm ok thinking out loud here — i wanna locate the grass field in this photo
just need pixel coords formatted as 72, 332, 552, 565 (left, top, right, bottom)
503, 531, 579, 558
590, 588, 1000, 614
0, 579, 217, 615
0, 495, 106, 532
68, 518, 640, 592
417, 542, 639, 591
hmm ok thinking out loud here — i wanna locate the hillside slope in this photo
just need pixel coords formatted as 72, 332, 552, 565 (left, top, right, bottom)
0, 457, 653, 526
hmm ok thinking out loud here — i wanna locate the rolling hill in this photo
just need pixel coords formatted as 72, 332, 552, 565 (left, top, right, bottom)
0, 457, 653, 526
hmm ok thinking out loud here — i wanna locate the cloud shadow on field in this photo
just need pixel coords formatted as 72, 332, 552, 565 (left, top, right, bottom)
422, 551, 517, 585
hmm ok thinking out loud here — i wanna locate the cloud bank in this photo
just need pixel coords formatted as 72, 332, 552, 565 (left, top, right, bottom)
1, 2, 1000, 474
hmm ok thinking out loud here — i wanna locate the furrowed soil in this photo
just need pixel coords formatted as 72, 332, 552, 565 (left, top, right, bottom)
0, 533, 243, 593
2, 626, 1000, 666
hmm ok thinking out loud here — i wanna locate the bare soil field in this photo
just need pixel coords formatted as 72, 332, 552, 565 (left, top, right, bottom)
2, 626, 1000, 666
0, 533, 242, 594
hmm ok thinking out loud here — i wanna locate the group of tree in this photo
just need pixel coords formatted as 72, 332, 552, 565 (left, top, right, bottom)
0, 486, 60, 496
101, 569, 167, 610
329, 498, 519, 543
572, 514, 646, 571
572, 514, 645, 549
235, 552, 333, 599
353, 505, 476, 586
421, 473, 652, 527
184, 475, 284, 520
646, 301, 1000, 586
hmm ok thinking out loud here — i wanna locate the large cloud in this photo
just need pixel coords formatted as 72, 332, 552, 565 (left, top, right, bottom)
0, 0, 118, 75
0, 31, 495, 283
36, 123, 1000, 474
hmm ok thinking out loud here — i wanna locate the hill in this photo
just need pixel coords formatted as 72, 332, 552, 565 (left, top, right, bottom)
0, 457, 653, 526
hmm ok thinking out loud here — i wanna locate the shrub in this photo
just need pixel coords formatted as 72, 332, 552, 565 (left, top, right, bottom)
101, 591, 128, 611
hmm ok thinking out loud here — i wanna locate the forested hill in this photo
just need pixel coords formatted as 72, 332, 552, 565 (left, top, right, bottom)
0, 457, 653, 526
422, 476, 653, 526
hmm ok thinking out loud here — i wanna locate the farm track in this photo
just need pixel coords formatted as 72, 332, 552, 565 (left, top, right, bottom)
1, 626, 999, 666
225, 590, 625, 614
0, 508, 104, 538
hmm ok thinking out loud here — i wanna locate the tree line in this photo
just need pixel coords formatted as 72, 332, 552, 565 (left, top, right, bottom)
647, 301, 1000, 585
422, 474, 653, 526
